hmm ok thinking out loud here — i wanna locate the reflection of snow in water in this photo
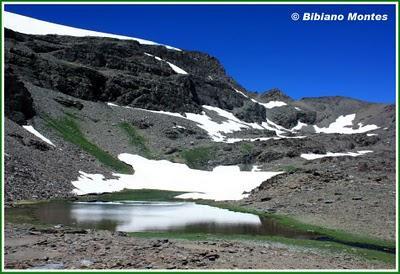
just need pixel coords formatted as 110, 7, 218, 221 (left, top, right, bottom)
71, 201, 261, 232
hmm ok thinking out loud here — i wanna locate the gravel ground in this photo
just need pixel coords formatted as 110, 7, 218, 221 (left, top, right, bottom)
4, 224, 393, 270
234, 150, 396, 241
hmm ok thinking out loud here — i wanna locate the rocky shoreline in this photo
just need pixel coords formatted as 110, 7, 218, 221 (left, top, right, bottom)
4, 223, 393, 270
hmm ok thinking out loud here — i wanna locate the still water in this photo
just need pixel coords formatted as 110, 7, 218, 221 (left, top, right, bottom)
9, 201, 318, 239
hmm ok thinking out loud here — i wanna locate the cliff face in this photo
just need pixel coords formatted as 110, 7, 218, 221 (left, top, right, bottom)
3, 28, 395, 205
5, 28, 269, 123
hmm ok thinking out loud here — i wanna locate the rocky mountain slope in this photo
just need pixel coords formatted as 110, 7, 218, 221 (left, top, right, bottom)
4, 13, 395, 241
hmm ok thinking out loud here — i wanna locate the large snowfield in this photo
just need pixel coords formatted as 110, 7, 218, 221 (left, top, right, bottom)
72, 154, 284, 201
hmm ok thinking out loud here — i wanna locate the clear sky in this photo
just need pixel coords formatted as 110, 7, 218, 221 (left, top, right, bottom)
4, 4, 396, 103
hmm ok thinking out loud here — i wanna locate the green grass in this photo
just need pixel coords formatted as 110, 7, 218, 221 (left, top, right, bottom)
43, 114, 133, 174
5, 206, 40, 225
129, 231, 395, 265
181, 146, 216, 169
240, 142, 254, 153
118, 122, 152, 158
77, 189, 186, 202
195, 200, 396, 250
64, 111, 82, 120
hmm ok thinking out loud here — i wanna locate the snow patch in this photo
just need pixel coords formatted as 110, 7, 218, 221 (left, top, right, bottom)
291, 121, 308, 131
134, 105, 306, 142
251, 165, 262, 172
135, 108, 184, 119
22, 125, 55, 146
144, 53, 187, 74
259, 101, 287, 109
367, 133, 378, 136
72, 154, 283, 201
107, 102, 120, 107
166, 62, 188, 75
136, 105, 265, 142
173, 125, 186, 129
233, 89, 258, 103
314, 114, 379, 134
301, 150, 373, 160
4, 11, 180, 51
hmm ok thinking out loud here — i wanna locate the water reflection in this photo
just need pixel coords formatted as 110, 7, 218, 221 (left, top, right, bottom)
70, 201, 261, 232
11, 201, 318, 239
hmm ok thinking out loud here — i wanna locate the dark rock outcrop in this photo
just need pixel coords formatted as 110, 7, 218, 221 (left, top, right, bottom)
259, 88, 292, 102
5, 29, 265, 123
54, 97, 84, 110
4, 69, 35, 125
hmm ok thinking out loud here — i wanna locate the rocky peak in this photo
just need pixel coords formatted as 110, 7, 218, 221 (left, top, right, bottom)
259, 88, 292, 102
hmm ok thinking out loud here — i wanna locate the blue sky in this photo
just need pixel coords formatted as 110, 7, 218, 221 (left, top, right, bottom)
4, 4, 396, 103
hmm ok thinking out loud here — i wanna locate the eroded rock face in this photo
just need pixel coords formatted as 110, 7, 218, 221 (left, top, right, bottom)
266, 106, 317, 129
259, 88, 292, 102
5, 29, 265, 122
4, 69, 35, 125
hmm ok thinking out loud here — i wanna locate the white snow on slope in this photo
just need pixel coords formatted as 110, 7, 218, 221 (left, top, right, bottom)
22, 125, 55, 146
139, 105, 295, 142
110, 102, 302, 142
173, 125, 186, 129
233, 88, 249, 98
166, 62, 188, 75
4, 11, 180, 51
259, 101, 288, 109
225, 135, 307, 144
144, 53, 188, 74
233, 89, 288, 110
291, 121, 308, 131
301, 150, 373, 160
314, 114, 379, 134
225, 137, 279, 143
72, 154, 283, 201
233, 88, 259, 103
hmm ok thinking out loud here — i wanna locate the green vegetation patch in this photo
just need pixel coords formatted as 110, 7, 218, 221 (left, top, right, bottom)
196, 201, 396, 251
43, 114, 133, 174
64, 111, 82, 120
129, 231, 395, 265
240, 142, 254, 153
78, 189, 186, 202
181, 146, 216, 169
279, 165, 299, 174
118, 122, 152, 158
